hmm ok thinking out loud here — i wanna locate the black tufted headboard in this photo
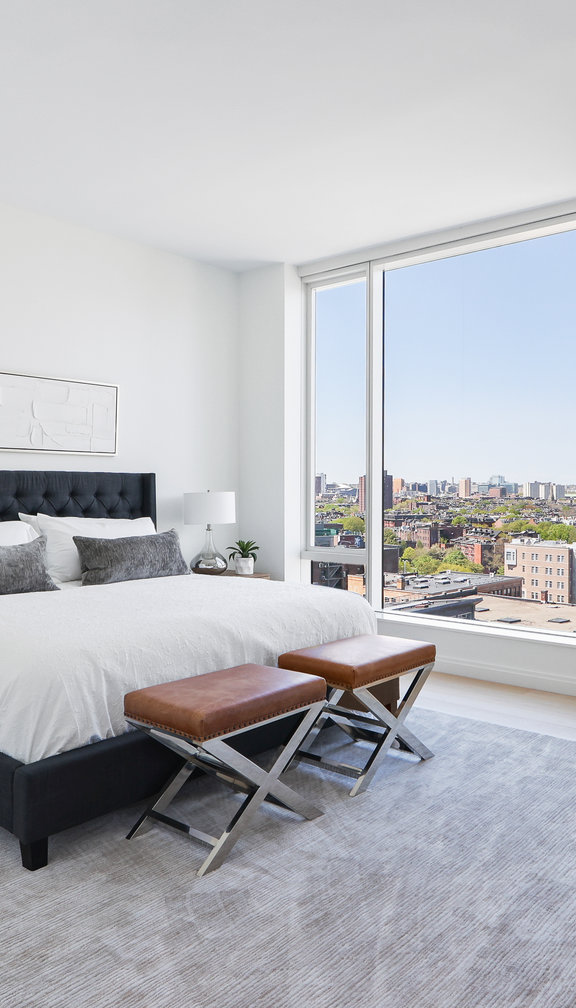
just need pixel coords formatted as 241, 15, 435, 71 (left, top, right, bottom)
0, 471, 156, 525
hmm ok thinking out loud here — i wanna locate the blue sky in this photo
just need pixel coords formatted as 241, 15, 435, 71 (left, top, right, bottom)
315, 229, 576, 486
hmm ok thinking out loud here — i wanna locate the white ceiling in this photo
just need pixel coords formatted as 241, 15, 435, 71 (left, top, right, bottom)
1, 0, 575, 270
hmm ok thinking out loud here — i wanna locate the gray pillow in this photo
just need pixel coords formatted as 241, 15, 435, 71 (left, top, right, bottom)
73, 529, 189, 586
0, 535, 60, 595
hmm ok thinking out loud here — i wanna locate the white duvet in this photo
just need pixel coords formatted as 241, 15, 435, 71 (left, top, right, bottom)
0, 574, 375, 763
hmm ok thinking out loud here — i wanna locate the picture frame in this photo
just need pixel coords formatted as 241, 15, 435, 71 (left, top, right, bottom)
0, 372, 118, 455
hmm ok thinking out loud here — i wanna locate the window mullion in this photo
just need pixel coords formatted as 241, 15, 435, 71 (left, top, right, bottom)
366, 266, 383, 605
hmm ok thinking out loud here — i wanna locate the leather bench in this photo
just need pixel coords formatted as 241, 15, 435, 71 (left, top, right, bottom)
279, 634, 436, 795
124, 663, 326, 876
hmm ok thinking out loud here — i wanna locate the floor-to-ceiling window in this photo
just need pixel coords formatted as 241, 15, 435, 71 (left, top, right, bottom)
305, 225, 576, 637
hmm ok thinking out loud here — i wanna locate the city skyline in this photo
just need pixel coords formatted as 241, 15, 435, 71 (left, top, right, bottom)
315, 229, 576, 485
316, 470, 573, 492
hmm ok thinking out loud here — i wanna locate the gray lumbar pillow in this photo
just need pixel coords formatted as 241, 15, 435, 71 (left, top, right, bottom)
0, 535, 60, 595
73, 529, 189, 586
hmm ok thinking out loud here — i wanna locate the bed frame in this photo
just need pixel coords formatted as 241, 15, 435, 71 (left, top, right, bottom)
0, 470, 290, 870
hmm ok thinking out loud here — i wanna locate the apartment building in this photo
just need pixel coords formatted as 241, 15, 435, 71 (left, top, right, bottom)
397, 523, 440, 548
504, 539, 574, 603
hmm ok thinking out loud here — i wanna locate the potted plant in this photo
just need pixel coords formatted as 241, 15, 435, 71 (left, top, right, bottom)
227, 539, 260, 575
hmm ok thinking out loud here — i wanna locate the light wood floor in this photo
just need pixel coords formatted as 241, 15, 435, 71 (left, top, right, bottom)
415, 672, 576, 741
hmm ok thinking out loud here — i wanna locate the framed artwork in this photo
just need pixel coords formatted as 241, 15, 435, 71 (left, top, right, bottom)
0, 372, 118, 455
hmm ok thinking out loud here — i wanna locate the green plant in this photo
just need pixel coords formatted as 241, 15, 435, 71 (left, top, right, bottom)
227, 539, 260, 561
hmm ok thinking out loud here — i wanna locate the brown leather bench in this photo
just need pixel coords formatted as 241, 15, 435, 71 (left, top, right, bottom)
278, 634, 436, 795
124, 663, 326, 876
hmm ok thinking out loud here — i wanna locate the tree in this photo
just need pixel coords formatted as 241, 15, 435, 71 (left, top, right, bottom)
412, 554, 442, 575
383, 529, 400, 545
428, 546, 444, 559
536, 522, 576, 543
343, 515, 365, 534
442, 548, 471, 567
437, 562, 482, 574
501, 519, 534, 533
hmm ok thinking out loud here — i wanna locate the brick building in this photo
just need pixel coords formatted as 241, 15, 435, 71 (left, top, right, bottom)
358, 470, 392, 513
454, 537, 497, 568
504, 539, 574, 603
397, 524, 440, 548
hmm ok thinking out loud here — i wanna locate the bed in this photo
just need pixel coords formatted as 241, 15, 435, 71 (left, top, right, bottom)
0, 469, 376, 870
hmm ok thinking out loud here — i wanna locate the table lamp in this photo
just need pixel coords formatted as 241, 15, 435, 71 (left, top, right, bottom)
184, 490, 236, 573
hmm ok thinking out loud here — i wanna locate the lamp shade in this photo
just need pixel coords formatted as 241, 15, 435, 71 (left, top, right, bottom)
183, 491, 236, 525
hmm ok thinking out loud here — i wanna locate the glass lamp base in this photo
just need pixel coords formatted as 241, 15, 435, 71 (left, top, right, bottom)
191, 526, 228, 574
191, 551, 228, 574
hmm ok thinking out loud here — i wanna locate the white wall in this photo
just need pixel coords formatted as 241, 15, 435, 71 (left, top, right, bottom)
237, 264, 303, 580
0, 202, 239, 560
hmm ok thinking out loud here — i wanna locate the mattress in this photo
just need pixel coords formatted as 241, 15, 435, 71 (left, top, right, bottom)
0, 574, 375, 763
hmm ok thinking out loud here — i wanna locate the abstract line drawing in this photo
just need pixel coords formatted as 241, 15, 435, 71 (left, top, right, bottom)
0, 373, 118, 455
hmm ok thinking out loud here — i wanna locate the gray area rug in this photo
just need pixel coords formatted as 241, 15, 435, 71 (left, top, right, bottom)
3, 709, 576, 1008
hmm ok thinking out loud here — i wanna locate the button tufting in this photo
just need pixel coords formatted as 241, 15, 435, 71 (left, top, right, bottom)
0, 470, 156, 524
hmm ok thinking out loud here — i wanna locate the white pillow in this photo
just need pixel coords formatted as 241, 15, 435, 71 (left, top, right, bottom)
0, 521, 39, 546
19, 513, 156, 582
18, 513, 41, 535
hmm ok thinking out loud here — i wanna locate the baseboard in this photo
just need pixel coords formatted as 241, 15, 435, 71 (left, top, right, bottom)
433, 655, 576, 697
377, 612, 576, 697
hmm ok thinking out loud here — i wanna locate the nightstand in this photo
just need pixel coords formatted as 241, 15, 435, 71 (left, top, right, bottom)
193, 570, 271, 579
221, 571, 271, 579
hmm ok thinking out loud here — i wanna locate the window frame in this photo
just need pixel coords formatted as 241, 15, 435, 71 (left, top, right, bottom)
302, 213, 576, 643
303, 264, 382, 598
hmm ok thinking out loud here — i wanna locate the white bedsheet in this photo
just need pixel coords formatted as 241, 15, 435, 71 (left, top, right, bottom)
0, 574, 376, 763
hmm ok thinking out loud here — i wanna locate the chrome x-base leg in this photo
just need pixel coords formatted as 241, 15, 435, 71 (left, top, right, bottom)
126, 700, 325, 876
296, 664, 434, 796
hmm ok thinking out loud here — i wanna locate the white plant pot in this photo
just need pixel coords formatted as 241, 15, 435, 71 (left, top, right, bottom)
234, 557, 254, 575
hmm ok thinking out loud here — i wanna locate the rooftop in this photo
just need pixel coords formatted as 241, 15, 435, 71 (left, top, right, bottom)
472, 594, 576, 633
384, 590, 576, 634
389, 570, 519, 595
511, 538, 574, 547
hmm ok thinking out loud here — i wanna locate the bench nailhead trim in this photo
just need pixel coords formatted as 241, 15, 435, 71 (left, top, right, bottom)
125, 697, 320, 744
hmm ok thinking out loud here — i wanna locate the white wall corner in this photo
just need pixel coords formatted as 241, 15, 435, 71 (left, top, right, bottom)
238, 263, 304, 581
